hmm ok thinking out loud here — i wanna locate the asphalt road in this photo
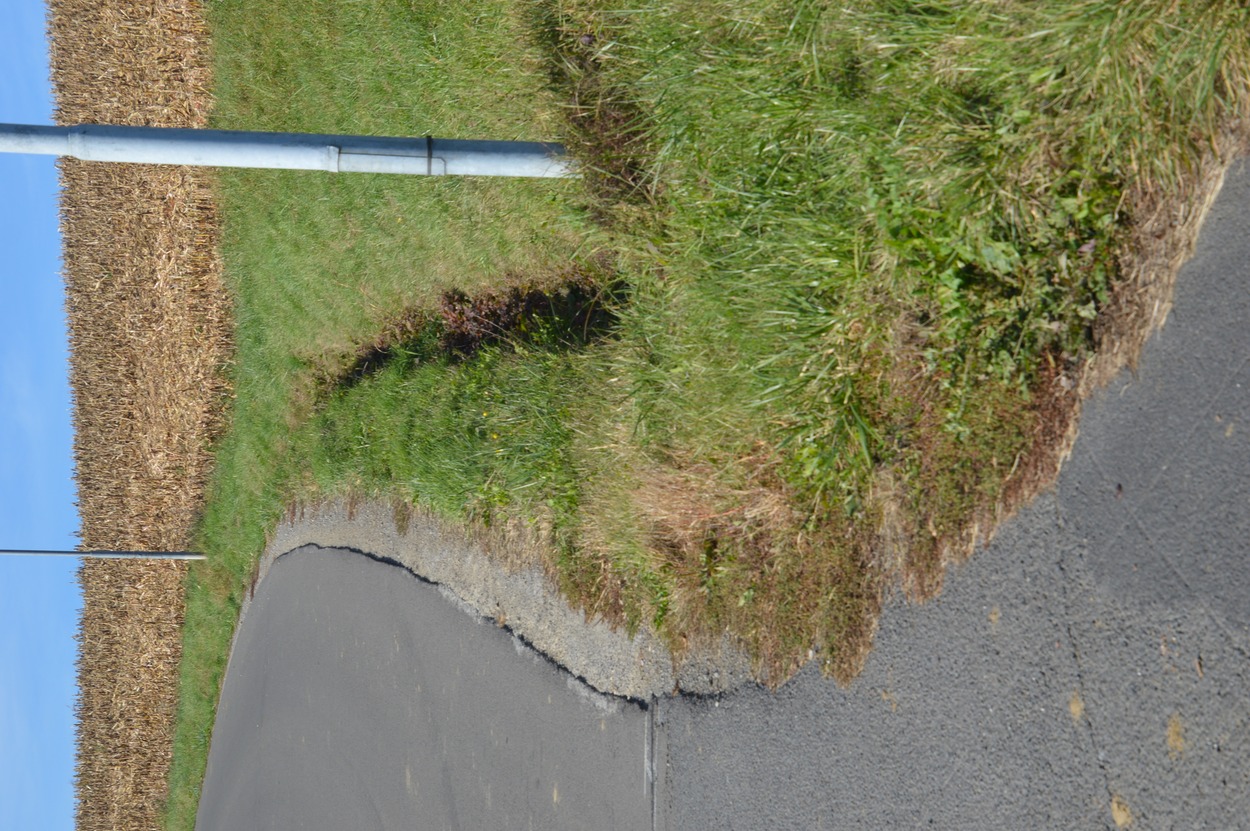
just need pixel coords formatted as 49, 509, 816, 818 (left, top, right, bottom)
198, 159, 1249, 830
196, 546, 657, 831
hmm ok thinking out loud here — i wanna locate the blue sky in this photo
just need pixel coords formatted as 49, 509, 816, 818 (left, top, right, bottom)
0, 2, 82, 830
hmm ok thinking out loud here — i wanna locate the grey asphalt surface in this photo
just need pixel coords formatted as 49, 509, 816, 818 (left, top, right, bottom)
196, 546, 656, 831
197, 160, 1249, 830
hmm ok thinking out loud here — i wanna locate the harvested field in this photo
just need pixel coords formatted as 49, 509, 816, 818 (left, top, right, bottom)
48, 1, 229, 829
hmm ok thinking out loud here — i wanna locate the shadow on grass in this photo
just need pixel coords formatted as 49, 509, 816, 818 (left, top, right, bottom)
332, 263, 627, 391
527, 0, 660, 216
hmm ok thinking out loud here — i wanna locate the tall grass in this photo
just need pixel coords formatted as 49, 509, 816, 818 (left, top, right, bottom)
169, 1, 1249, 826
547, 0, 1250, 613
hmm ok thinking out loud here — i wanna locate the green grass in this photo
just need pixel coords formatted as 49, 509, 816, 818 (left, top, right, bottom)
165, 1, 1250, 827
162, 0, 589, 825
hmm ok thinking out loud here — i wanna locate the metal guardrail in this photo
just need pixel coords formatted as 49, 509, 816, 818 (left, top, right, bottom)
0, 123, 574, 178
0, 549, 205, 560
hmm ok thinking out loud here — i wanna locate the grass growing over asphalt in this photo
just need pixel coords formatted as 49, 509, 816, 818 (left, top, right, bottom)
167, 0, 1249, 827
541, 0, 1250, 632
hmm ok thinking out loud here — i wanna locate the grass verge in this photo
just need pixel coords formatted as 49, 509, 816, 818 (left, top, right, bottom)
168, 1, 1249, 828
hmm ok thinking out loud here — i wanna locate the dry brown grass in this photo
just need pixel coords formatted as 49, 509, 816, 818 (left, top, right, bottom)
48, 1, 230, 829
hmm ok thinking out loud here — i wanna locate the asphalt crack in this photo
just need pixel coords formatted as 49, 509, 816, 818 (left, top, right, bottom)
1055, 544, 1119, 828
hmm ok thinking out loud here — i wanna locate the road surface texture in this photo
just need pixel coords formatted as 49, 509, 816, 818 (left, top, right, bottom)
198, 159, 1249, 830
196, 545, 658, 831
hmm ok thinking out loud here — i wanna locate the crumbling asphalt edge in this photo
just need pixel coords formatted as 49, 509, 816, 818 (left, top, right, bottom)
260, 500, 752, 700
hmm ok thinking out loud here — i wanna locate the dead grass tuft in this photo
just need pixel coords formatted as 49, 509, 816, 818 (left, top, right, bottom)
1088, 124, 1250, 391
48, 1, 230, 829
594, 445, 882, 687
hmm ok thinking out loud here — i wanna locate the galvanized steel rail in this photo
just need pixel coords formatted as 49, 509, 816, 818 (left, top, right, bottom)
0, 123, 574, 178
0, 549, 205, 560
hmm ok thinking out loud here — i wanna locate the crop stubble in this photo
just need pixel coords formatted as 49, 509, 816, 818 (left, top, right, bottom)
47, 1, 229, 829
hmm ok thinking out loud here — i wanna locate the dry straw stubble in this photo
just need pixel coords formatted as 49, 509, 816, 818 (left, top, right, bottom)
48, 1, 230, 829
